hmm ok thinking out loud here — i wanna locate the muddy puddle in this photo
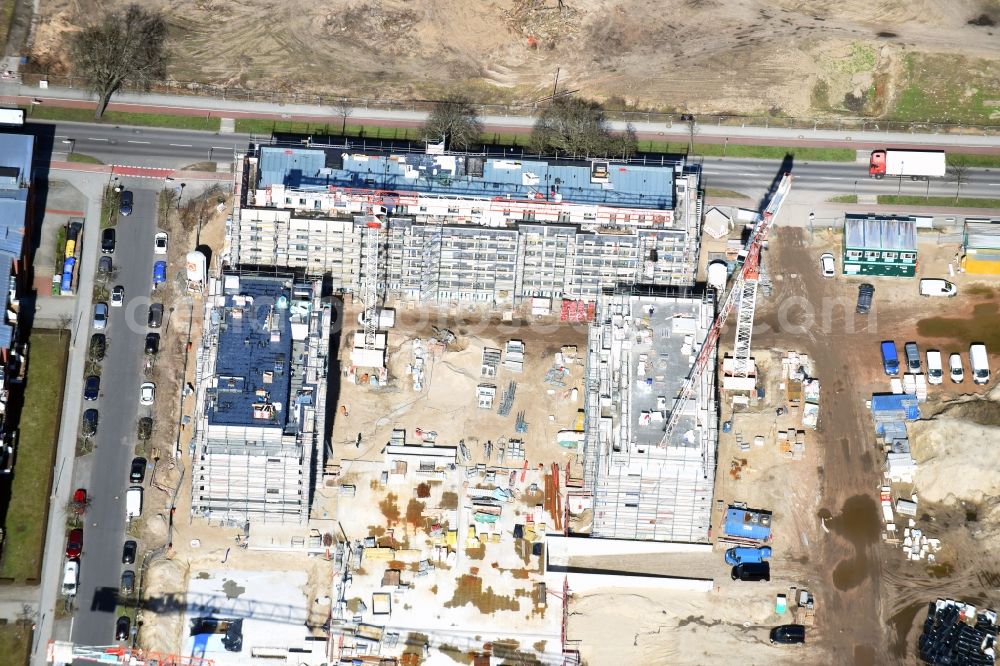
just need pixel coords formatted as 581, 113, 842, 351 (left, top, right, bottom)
818, 494, 882, 591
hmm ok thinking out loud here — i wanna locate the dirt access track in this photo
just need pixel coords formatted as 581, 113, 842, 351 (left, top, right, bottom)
32, 0, 1000, 122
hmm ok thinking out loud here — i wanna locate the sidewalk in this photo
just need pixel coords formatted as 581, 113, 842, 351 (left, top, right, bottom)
3, 82, 1000, 150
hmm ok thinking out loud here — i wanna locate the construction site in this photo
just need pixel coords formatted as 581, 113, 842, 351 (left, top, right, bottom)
64, 138, 871, 666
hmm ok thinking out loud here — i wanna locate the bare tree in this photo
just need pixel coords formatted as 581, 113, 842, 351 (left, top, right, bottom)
335, 99, 353, 135
56, 313, 72, 341
423, 96, 483, 150
683, 114, 698, 155
612, 122, 638, 159
70, 4, 168, 119
530, 96, 617, 157
948, 158, 969, 202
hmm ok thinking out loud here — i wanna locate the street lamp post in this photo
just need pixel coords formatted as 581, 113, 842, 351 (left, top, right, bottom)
177, 182, 186, 210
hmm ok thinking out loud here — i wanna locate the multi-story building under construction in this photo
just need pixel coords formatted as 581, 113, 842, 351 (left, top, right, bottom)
227, 144, 703, 306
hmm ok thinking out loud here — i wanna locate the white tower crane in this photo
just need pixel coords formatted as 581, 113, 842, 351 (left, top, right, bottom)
658, 173, 792, 447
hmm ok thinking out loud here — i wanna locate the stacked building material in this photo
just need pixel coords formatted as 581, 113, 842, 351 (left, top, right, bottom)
918, 599, 997, 665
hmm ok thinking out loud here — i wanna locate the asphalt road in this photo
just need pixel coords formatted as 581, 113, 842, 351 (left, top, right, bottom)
699, 156, 1000, 200
31, 122, 248, 165
26, 120, 1000, 201
71, 187, 158, 647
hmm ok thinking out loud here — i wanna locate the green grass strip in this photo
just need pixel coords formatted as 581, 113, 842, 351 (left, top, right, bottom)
877, 195, 1000, 208
0, 332, 69, 582
26, 105, 220, 131
66, 152, 103, 164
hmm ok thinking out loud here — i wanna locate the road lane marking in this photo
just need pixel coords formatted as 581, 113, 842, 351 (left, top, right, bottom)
169, 143, 193, 147
87, 137, 109, 141
126, 140, 150, 144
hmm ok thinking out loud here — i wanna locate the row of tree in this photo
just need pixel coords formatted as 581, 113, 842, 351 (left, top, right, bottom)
67, 5, 973, 204
424, 95, 638, 158
72, 5, 635, 159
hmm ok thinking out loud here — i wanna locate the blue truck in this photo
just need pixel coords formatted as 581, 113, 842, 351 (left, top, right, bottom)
725, 546, 773, 566
881, 341, 900, 376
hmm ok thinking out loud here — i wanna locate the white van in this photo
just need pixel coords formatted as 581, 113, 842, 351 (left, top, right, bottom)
970, 344, 990, 385
919, 279, 957, 297
949, 353, 964, 383
62, 559, 79, 596
126, 486, 143, 520
926, 350, 943, 385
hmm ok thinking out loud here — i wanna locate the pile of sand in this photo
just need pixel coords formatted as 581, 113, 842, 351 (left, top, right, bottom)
911, 388, 1000, 504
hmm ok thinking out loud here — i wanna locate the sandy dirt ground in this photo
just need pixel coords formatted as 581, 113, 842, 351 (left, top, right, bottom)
567, 224, 1000, 666
31, 0, 1000, 118
332, 303, 589, 472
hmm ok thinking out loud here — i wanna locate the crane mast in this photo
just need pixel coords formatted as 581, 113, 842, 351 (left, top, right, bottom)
658, 173, 792, 447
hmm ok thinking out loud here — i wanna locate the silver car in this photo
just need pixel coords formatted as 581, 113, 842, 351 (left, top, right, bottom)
93, 303, 109, 331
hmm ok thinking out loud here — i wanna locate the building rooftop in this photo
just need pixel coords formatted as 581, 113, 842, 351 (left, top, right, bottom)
207, 275, 293, 429
965, 220, 1000, 250
0, 133, 33, 192
844, 215, 917, 251
257, 146, 677, 210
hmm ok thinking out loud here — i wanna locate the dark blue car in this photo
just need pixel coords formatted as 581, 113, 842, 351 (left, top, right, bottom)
153, 261, 167, 287
84, 375, 100, 401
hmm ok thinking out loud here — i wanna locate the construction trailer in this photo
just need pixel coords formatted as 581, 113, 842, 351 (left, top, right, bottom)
842, 215, 918, 278
963, 219, 1000, 275
723, 506, 773, 542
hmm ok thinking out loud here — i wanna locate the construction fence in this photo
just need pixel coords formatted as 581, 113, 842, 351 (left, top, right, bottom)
13, 72, 1000, 137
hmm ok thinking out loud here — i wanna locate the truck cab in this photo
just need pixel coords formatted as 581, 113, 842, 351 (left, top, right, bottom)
881, 341, 900, 376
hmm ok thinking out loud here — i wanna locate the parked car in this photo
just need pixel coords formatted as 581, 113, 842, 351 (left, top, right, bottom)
101, 227, 116, 254
98, 255, 113, 276
855, 283, 874, 315
93, 303, 109, 331
926, 350, 943, 386
139, 382, 155, 405
919, 278, 957, 297
154, 232, 168, 255
122, 540, 137, 564
120, 569, 135, 594
731, 562, 770, 582
970, 343, 990, 385
724, 546, 772, 566
65, 528, 83, 558
819, 252, 835, 278
119, 190, 134, 217
144, 333, 160, 355
148, 303, 163, 328
115, 615, 130, 641
111, 285, 125, 307
130, 457, 147, 484
153, 261, 167, 287
84, 375, 100, 401
62, 559, 79, 596
769, 624, 806, 645
880, 341, 900, 376
904, 342, 921, 374
82, 409, 99, 437
72, 488, 88, 515
949, 353, 965, 384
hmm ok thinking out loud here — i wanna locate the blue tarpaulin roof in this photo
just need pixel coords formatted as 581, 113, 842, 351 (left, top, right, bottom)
870, 393, 920, 420
724, 507, 772, 541
258, 147, 677, 210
